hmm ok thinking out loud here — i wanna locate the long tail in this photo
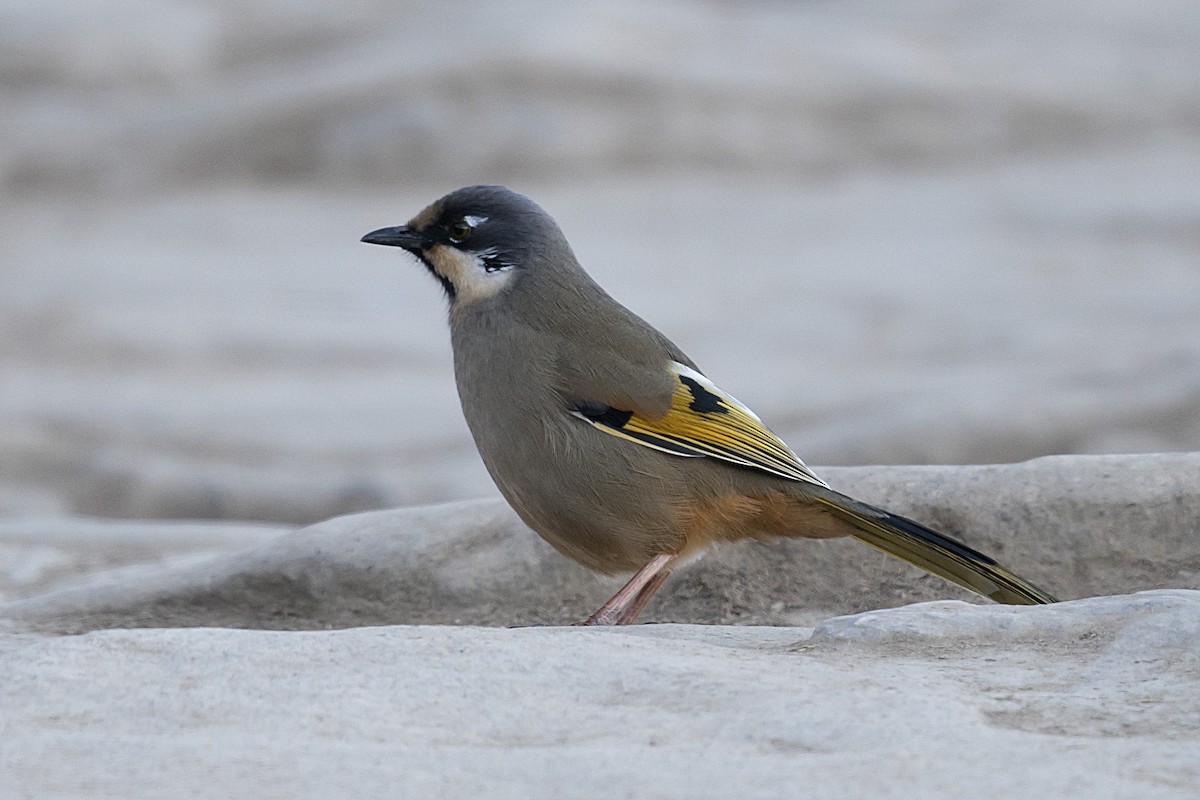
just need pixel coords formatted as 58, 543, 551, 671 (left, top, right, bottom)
813, 490, 1058, 605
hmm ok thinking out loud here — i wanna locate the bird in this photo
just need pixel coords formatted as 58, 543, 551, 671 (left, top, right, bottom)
361, 185, 1057, 625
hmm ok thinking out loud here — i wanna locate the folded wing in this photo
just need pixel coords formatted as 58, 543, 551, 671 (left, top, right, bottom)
571, 362, 827, 488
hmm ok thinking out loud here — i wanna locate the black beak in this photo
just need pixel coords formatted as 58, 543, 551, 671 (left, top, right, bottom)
360, 225, 428, 252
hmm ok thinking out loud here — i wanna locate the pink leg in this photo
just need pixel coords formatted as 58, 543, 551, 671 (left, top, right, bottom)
578, 553, 675, 626
612, 567, 672, 625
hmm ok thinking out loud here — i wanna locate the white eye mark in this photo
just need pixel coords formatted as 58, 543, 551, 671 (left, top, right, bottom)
463, 215, 488, 228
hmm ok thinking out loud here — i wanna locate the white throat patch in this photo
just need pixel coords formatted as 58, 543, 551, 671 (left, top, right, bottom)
425, 243, 516, 304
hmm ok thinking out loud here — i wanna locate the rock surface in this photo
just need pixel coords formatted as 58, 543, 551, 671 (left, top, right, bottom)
2, 592, 1198, 799
1, 455, 1197, 799
3, 454, 1197, 632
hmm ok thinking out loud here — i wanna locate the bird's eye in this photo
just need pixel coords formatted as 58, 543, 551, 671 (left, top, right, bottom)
448, 220, 473, 243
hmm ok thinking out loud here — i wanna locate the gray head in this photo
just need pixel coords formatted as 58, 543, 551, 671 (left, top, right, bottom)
361, 185, 576, 306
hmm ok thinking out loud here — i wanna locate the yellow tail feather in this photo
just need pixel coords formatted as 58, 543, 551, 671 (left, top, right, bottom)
814, 493, 1057, 605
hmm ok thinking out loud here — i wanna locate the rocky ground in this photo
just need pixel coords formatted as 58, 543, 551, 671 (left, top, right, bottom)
2, 454, 1199, 799
3, 592, 1198, 800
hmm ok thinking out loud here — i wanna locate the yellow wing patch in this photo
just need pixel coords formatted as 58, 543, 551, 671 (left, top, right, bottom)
571, 362, 827, 487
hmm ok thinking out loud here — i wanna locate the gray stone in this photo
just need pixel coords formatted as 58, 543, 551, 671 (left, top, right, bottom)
2, 591, 1198, 799
2, 454, 1196, 633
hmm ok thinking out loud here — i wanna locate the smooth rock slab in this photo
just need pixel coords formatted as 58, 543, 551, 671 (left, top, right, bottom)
1, 454, 1197, 632
0, 517, 289, 603
2, 591, 1198, 800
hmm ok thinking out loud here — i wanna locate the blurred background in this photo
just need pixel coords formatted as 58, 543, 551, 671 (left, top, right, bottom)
2, 0, 1198, 525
